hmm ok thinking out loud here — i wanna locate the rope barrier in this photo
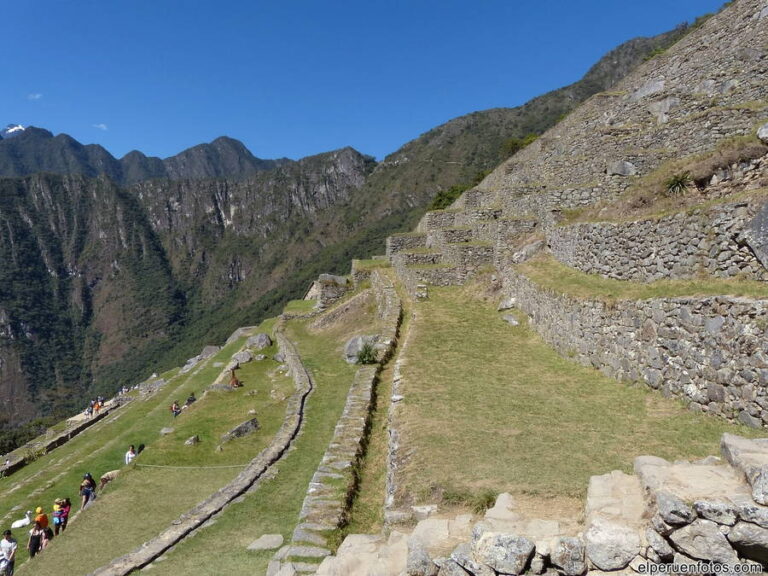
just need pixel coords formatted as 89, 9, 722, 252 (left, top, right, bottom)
135, 463, 249, 470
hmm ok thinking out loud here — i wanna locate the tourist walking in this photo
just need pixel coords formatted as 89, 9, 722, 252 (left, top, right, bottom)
80, 473, 97, 509
125, 444, 136, 465
33, 507, 48, 530
26, 523, 43, 558
0, 530, 17, 575
58, 499, 71, 533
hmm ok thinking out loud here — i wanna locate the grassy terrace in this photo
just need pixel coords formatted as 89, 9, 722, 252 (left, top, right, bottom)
518, 254, 768, 301
11, 320, 295, 575
353, 258, 391, 270
398, 283, 761, 512
140, 293, 376, 575
283, 298, 317, 315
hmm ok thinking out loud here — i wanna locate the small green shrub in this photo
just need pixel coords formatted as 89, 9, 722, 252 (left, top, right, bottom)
664, 171, 693, 196
357, 342, 378, 365
442, 486, 497, 513
501, 133, 539, 158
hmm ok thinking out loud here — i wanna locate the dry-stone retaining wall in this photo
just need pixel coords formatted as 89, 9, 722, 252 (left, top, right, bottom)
89, 326, 313, 576
0, 399, 128, 478
271, 271, 402, 574
503, 269, 768, 427
549, 202, 768, 282
386, 233, 427, 257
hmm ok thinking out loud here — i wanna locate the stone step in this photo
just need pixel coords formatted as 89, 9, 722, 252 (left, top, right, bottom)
316, 532, 407, 576
720, 433, 768, 505
634, 454, 751, 505
385, 233, 427, 257
586, 470, 646, 528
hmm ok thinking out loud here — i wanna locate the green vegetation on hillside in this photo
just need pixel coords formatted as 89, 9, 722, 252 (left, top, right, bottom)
5, 328, 290, 575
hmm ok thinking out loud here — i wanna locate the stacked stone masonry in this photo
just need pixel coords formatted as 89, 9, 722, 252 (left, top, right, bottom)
321, 434, 768, 574
549, 201, 768, 282
271, 270, 402, 575
504, 269, 768, 427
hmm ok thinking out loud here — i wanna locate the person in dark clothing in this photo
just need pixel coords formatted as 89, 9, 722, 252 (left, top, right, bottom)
26, 523, 43, 559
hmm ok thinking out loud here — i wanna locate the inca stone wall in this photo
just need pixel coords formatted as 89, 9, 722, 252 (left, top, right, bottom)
504, 269, 768, 427
271, 270, 403, 574
386, 233, 427, 257
549, 201, 768, 282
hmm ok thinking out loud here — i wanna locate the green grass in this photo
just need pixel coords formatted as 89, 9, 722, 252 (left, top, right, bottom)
282, 299, 317, 315
353, 259, 392, 271
398, 285, 762, 506
518, 255, 768, 301
9, 323, 295, 575
133, 300, 370, 575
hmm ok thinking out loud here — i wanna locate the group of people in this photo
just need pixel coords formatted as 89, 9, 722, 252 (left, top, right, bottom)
0, 444, 140, 574
83, 396, 107, 419
0, 498, 72, 574
170, 392, 196, 417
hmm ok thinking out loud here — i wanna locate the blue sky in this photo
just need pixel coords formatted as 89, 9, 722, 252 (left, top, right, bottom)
3, 1, 725, 161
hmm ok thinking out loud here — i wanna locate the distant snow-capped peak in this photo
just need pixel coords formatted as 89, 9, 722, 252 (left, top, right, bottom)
1, 124, 26, 139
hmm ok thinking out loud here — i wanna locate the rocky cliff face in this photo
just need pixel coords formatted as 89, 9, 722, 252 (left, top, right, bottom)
0, 148, 374, 425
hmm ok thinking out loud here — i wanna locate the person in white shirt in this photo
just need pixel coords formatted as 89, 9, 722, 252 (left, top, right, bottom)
125, 445, 137, 465
1, 530, 17, 575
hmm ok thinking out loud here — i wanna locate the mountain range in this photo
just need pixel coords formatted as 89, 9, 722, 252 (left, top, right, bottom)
0, 23, 693, 444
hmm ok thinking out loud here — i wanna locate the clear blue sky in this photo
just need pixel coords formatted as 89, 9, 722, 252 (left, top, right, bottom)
3, 0, 725, 161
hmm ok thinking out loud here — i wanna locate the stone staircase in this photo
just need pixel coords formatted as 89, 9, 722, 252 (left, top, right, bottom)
387, 189, 525, 296
309, 433, 768, 575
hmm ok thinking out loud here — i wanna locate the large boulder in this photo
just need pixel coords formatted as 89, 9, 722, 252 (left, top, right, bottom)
343, 335, 379, 364
451, 543, 495, 576
584, 519, 640, 571
232, 350, 253, 365
668, 519, 738, 563
758, 122, 768, 144
607, 160, 638, 176
472, 532, 535, 575
741, 202, 768, 274
221, 417, 260, 442
248, 333, 272, 350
